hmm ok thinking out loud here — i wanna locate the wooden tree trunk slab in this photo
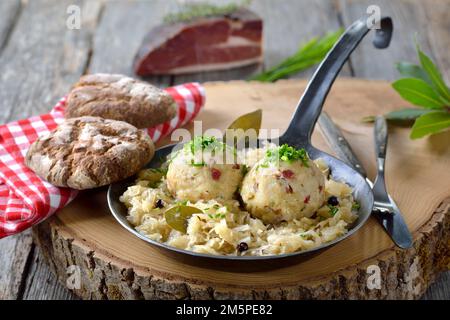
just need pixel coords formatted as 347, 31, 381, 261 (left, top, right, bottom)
32, 79, 450, 300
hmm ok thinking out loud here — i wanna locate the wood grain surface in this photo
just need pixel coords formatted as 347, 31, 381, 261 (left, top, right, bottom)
33, 79, 450, 299
0, 0, 448, 300
0, 0, 103, 299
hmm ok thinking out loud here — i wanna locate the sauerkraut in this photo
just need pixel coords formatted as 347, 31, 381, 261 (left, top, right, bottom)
120, 141, 359, 256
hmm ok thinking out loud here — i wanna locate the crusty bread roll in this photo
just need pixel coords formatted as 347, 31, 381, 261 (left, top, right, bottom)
25, 116, 154, 190
65, 73, 176, 128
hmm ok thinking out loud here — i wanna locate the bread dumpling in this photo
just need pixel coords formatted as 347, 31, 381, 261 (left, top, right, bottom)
166, 136, 243, 202
241, 144, 325, 224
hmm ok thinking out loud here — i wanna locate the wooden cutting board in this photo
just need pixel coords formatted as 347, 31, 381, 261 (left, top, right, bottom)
33, 79, 450, 300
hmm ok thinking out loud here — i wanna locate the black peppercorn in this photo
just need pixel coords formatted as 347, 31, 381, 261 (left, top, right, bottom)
155, 199, 165, 209
237, 242, 249, 252
327, 196, 339, 206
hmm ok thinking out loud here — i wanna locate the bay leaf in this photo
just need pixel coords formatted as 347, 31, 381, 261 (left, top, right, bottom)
223, 109, 262, 148
165, 205, 203, 233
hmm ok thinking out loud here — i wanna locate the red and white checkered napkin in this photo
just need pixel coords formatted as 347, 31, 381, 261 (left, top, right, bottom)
0, 82, 205, 238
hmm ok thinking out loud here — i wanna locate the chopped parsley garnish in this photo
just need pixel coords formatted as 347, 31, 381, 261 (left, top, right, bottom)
190, 159, 206, 167
328, 204, 339, 216
188, 136, 223, 154
208, 213, 226, 219
264, 144, 310, 167
352, 202, 361, 210
185, 136, 237, 166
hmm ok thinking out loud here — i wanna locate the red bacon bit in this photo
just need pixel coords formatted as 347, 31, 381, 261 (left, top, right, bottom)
211, 168, 221, 180
319, 185, 323, 192
285, 185, 293, 194
232, 164, 240, 169
304, 195, 310, 204
282, 169, 294, 179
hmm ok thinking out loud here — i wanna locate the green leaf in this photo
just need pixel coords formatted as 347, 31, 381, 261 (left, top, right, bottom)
361, 108, 431, 123
250, 29, 343, 82
165, 205, 203, 233
276, 38, 319, 69
258, 58, 323, 82
396, 62, 431, 84
385, 108, 432, 121
224, 109, 262, 148
417, 47, 450, 103
392, 78, 445, 109
225, 109, 262, 135
297, 38, 319, 55
410, 110, 450, 139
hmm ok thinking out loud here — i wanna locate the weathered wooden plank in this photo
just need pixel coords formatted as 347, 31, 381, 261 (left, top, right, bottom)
172, 64, 261, 85
8, 0, 172, 300
89, 0, 176, 87
422, 272, 450, 300
339, 0, 439, 80
252, 0, 345, 76
0, 0, 102, 122
22, 246, 78, 300
420, 0, 450, 83
0, 0, 21, 56
0, 232, 33, 299
0, 0, 102, 300
0, 0, 30, 302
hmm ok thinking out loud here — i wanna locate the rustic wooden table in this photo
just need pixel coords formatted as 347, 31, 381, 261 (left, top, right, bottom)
0, 0, 448, 300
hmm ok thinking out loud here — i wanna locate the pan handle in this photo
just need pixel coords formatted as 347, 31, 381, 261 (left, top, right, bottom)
282, 16, 393, 145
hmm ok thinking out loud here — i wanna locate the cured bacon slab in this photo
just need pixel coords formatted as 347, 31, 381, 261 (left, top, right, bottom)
134, 8, 263, 75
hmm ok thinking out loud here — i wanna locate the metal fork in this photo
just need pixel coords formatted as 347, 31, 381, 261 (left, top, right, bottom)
371, 116, 413, 248
372, 116, 395, 213
318, 113, 413, 248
